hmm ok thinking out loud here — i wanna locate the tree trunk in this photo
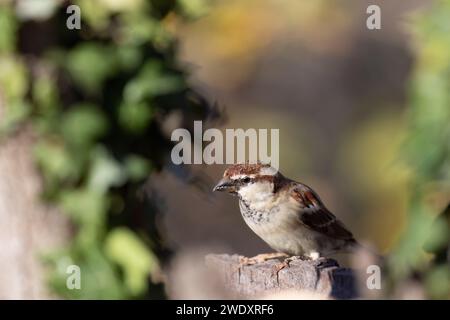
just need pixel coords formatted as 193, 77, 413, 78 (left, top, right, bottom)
0, 129, 70, 299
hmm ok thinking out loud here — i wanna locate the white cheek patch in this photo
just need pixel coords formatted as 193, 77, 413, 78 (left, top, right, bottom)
238, 182, 274, 208
259, 166, 278, 176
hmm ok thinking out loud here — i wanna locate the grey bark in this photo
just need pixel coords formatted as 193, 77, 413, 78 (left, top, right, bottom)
0, 129, 70, 299
205, 254, 357, 299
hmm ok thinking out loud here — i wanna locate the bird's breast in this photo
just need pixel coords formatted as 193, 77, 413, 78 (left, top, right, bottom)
239, 200, 274, 224
239, 199, 298, 233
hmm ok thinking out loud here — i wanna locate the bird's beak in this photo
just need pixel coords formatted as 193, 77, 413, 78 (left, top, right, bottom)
213, 178, 235, 192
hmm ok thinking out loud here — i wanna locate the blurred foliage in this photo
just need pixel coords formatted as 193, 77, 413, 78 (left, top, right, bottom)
178, 0, 351, 92
338, 112, 410, 252
0, 0, 215, 299
388, 0, 450, 299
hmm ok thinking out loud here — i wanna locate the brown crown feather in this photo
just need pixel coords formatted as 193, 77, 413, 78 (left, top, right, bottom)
223, 163, 272, 177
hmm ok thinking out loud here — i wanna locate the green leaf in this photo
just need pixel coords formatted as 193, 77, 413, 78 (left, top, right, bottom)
0, 7, 17, 53
118, 102, 153, 134
425, 265, 450, 299
61, 105, 108, 147
33, 70, 59, 114
34, 140, 75, 182
88, 147, 127, 193
116, 45, 143, 71
124, 155, 152, 182
66, 43, 117, 93
120, 12, 161, 45
0, 101, 30, 135
105, 228, 158, 296
178, 0, 210, 18
123, 61, 184, 103
423, 215, 450, 253
0, 55, 28, 100
60, 189, 108, 248
45, 247, 127, 299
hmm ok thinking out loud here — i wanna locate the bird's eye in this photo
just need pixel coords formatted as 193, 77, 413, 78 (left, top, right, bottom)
242, 177, 251, 183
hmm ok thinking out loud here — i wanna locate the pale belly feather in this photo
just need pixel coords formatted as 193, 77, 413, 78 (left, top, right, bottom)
239, 200, 338, 256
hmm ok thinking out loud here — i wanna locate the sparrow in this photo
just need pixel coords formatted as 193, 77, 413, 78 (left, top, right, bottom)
213, 163, 359, 264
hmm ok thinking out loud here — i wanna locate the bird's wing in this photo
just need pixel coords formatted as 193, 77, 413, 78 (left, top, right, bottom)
291, 183, 355, 241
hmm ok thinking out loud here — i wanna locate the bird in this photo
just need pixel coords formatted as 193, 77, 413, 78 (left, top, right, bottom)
213, 163, 360, 266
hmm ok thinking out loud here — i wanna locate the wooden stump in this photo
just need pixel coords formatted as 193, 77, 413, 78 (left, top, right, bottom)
205, 254, 357, 299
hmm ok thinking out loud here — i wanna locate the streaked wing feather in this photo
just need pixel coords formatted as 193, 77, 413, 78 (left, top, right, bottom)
292, 183, 354, 240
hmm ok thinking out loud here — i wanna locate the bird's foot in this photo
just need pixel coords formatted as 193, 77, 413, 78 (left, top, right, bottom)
238, 252, 289, 267
234, 253, 289, 275
272, 255, 310, 274
312, 257, 338, 269
302, 252, 338, 269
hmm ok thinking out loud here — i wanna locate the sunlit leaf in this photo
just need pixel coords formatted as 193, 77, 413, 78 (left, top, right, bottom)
105, 228, 158, 296
178, 0, 210, 18
88, 147, 127, 193
45, 248, 127, 299
0, 55, 28, 100
0, 6, 17, 53
60, 189, 108, 242
16, 0, 58, 21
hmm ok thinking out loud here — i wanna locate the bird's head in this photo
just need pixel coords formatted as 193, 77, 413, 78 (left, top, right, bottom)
213, 163, 285, 202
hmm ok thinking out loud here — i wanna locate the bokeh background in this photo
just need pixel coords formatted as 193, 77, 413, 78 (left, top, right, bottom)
0, 0, 448, 299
